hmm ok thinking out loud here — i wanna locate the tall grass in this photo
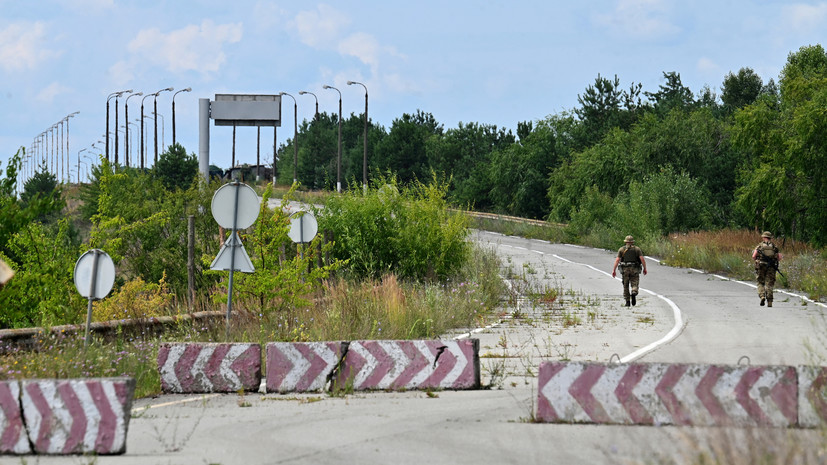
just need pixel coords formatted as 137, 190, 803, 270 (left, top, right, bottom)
648, 230, 827, 300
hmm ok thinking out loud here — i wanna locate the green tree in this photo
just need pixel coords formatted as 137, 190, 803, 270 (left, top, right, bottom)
722, 67, 763, 111
489, 120, 560, 219
575, 74, 646, 146
20, 165, 64, 224
426, 121, 514, 209
374, 110, 442, 184
154, 143, 198, 191
645, 71, 695, 115
732, 44, 827, 245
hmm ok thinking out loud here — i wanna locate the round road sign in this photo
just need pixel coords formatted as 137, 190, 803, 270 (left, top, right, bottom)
74, 249, 116, 300
211, 182, 261, 229
288, 211, 318, 243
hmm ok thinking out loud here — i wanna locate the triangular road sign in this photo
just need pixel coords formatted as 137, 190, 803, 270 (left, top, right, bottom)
210, 233, 255, 272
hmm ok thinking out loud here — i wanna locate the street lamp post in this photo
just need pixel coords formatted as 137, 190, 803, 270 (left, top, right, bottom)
106, 90, 129, 162
172, 87, 191, 146
348, 81, 368, 191
77, 148, 87, 184
124, 93, 142, 167
64, 112, 79, 183
323, 85, 342, 192
113, 89, 133, 165
299, 91, 318, 118
279, 92, 298, 185
50, 124, 57, 176
153, 87, 174, 163
140, 93, 154, 169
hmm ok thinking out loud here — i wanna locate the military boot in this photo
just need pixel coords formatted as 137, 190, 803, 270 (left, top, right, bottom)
767, 300, 773, 307
625, 299, 630, 307
760, 298, 765, 306
631, 294, 637, 306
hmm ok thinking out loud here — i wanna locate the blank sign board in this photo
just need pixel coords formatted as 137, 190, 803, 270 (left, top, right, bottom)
74, 250, 115, 300
211, 182, 261, 230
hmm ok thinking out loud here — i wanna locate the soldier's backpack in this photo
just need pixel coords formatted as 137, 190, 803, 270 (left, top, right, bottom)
757, 243, 777, 262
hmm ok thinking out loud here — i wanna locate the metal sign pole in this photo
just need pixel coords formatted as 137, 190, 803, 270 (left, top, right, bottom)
226, 181, 241, 339
299, 215, 304, 259
85, 250, 101, 347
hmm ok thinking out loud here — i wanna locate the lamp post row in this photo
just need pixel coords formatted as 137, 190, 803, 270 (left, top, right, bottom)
104, 87, 187, 169
25, 83, 367, 190
25, 111, 79, 187
292, 82, 368, 192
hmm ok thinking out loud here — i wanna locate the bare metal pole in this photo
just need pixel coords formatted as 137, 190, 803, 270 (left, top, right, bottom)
348, 81, 368, 191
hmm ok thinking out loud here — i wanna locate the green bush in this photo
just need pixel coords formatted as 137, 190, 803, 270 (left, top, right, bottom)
317, 176, 470, 281
0, 220, 86, 328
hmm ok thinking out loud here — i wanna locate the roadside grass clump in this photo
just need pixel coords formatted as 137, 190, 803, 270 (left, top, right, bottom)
630, 427, 827, 465
317, 175, 469, 281
92, 274, 173, 321
646, 229, 825, 298
0, 331, 160, 398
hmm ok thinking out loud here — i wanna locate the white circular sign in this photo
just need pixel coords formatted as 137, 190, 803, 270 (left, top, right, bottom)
74, 249, 116, 300
288, 211, 318, 243
211, 182, 261, 229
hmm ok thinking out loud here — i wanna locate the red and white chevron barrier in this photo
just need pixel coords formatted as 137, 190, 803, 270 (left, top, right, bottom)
537, 362, 798, 427
335, 339, 480, 391
158, 343, 261, 393
0, 380, 29, 454
798, 365, 827, 428
19, 377, 135, 455
266, 342, 345, 393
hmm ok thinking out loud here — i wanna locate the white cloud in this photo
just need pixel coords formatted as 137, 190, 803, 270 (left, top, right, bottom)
36, 82, 71, 103
125, 20, 243, 76
338, 33, 381, 69
292, 4, 350, 49
0, 21, 60, 72
781, 3, 827, 33
594, 0, 680, 40
697, 57, 718, 74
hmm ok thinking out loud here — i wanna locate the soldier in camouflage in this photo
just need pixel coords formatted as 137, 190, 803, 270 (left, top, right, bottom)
752, 231, 782, 307
612, 235, 648, 307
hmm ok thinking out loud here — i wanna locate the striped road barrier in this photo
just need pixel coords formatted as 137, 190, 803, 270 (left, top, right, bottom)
536, 361, 827, 428
0, 380, 29, 454
266, 342, 346, 393
334, 339, 480, 391
158, 342, 261, 393
18, 377, 135, 455
798, 365, 827, 428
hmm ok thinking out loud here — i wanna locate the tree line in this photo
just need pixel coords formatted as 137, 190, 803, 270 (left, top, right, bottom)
273, 44, 827, 247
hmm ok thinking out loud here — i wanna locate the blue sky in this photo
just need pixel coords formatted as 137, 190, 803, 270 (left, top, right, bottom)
2, 0, 826, 182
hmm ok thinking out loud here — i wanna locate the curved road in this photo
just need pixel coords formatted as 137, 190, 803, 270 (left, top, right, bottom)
41, 231, 825, 465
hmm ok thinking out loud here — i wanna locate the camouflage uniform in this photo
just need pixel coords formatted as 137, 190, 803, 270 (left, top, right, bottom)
617, 241, 644, 303
754, 232, 780, 307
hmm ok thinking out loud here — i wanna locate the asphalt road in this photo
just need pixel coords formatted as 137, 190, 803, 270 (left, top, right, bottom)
26, 231, 826, 465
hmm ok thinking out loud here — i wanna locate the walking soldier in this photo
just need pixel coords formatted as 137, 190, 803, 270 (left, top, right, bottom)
612, 235, 648, 307
752, 231, 782, 307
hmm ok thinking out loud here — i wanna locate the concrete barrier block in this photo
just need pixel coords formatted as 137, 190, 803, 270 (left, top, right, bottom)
797, 365, 827, 428
336, 339, 480, 391
266, 342, 345, 393
20, 377, 135, 455
0, 380, 30, 454
158, 342, 261, 393
537, 362, 797, 427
